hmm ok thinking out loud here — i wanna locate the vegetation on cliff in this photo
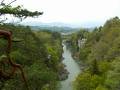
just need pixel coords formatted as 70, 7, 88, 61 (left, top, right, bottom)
71, 17, 120, 90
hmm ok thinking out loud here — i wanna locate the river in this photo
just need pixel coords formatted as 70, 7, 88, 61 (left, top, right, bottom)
60, 42, 81, 90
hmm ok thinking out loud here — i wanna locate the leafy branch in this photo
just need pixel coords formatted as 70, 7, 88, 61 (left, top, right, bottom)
0, 0, 43, 23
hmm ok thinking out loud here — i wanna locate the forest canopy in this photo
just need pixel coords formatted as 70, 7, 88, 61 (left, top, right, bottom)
69, 17, 120, 90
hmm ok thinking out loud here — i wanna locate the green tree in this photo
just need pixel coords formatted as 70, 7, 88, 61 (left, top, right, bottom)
0, 0, 43, 23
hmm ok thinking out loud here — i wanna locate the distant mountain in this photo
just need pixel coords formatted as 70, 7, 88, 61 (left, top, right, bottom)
21, 22, 77, 28
30, 25, 80, 33
21, 21, 104, 28
21, 21, 95, 33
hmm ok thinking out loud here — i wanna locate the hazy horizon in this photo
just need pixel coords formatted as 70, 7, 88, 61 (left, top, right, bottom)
9, 0, 120, 27
21, 20, 105, 28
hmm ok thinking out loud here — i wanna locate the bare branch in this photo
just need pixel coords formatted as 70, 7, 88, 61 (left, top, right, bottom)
7, 0, 17, 6
0, 0, 5, 5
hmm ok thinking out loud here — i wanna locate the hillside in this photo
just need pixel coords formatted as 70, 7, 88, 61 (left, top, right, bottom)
0, 24, 63, 90
68, 17, 120, 90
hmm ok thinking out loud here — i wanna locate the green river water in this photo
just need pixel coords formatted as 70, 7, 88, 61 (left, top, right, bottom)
60, 42, 81, 90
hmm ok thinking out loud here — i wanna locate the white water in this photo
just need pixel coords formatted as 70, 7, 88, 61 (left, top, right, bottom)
60, 42, 81, 90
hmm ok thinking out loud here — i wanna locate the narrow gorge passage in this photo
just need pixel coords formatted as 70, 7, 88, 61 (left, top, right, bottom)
60, 42, 81, 90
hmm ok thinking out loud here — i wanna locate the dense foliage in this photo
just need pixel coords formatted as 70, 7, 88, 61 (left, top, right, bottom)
70, 17, 120, 90
68, 29, 89, 60
0, 24, 63, 90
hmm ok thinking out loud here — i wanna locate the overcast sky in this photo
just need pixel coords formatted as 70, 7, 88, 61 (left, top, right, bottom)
10, 0, 120, 27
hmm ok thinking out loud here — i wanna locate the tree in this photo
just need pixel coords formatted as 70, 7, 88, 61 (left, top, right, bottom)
0, 0, 43, 23
74, 17, 120, 90
90, 59, 100, 75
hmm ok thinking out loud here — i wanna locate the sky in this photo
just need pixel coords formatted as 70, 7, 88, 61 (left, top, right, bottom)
7, 0, 120, 27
